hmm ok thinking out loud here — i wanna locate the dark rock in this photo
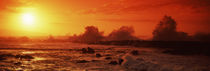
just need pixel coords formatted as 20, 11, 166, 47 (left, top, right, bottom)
91, 60, 100, 62
0, 57, 6, 61
14, 62, 22, 66
105, 54, 112, 56
130, 50, 139, 55
82, 47, 95, 54
106, 48, 112, 50
118, 58, 124, 65
96, 53, 102, 57
109, 61, 118, 65
0, 54, 15, 61
23, 55, 34, 59
81, 48, 87, 53
105, 57, 112, 60
87, 47, 95, 54
0, 54, 14, 57
15, 55, 34, 60
76, 60, 89, 63
117, 51, 126, 53
0, 68, 11, 71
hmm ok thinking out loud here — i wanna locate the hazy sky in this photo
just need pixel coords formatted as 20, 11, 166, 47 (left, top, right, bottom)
0, 0, 209, 39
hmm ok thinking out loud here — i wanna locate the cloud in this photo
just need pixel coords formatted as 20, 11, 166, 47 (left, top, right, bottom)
0, 0, 24, 12
152, 15, 189, 41
81, 0, 210, 14
98, 18, 155, 22
178, 0, 210, 7
106, 26, 139, 41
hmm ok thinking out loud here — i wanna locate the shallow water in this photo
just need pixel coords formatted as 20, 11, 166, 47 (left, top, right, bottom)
0, 42, 209, 71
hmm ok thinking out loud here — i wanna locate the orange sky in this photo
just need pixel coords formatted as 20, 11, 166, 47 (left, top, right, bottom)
0, 0, 209, 39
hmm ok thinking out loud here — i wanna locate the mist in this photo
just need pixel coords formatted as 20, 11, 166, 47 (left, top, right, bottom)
152, 16, 189, 41
68, 26, 104, 43
105, 26, 139, 41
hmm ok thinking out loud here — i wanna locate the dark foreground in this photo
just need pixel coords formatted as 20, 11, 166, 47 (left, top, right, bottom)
0, 42, 210, 71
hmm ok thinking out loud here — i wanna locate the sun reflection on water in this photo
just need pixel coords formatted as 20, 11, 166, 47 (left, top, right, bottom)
21, 51, 46, 54
22, 51, 35, 54
32, 57, 46, 61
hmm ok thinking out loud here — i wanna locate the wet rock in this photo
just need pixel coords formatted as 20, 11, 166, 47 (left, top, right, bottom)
15, 55, 34, 60
0, 68, 11, 71
105, 57, 112, 60
91, 60, 100, 62
117, 51, 126, 53
0, 57, 6, 61
0, 54, 15, 61
118, 58, 124, 65
109, 61, 118, 65
130, 50, 139, 55
87, 47, 95, 53
0, 54, 14, 57
76, 60, 89, 63
105, 54, 112, 56
81, 48, 87, 53
14, 62, 22, 66
106, 48, 113, 50
121, 54, 138, 67
96, 53, 102, 58
82, 47, 95, 54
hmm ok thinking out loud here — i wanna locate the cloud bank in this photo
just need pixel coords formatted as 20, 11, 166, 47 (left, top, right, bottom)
82, 0, 210, 14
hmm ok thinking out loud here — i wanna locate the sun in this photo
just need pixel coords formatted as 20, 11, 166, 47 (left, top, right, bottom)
22, 13, 35, 25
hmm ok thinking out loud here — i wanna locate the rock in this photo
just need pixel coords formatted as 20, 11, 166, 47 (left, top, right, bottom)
105, 57, 112, 60
14, 62, 22, 66
81, 48, 87, 53
121, 54, 141, 68
0, 57, 6, 61
109, 61, 118, 65
0, 54, 15, 61
96, 53, 102, 57
117, 51, 126, 53
0, 54, 14, 57
118, 58, 124, 65
130, 50, 139, 55
15, 55, 34, 60
105, 54, 112, 56
87, 47, 95, 54
82, 47, 95, 54
0, 68, 11, 71
91, 60, 100, 62
76, 60, 89, 63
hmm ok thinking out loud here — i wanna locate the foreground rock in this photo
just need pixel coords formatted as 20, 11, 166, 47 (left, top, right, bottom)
105, 57, 112, 60
118, 58, 124, 65
15, 55, 34, 60
109, 61, 118, 65
130, 50, 139, 55
96, 53, 102, 58
0, 54, 34, 61
82, 47, 95, 54
76, 60, 89, 63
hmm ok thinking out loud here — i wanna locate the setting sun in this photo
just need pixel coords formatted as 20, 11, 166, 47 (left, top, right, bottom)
22, 13, 35, 25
